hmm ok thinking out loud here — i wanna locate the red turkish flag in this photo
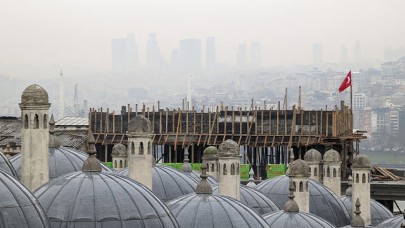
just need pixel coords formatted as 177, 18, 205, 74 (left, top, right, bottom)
338, 70, 352, 93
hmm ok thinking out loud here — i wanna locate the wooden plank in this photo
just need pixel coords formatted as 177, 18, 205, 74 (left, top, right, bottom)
174, 110, 182, 151
232, 106, 235, 135
261, 109, 264, 134
271, 136, 275, 147
207, 109, 218, 144
193, 108, 196, 134
326, 113, 329, 136
159, 109, 162, 134
277, 101, 280, 135
288, 106, 296, 148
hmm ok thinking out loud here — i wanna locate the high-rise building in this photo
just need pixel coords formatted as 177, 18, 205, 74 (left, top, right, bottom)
251, 41, 261, 67
147, 33, 162, 70
237, 43, 247, 66
111, 34, 138, 73
179, 39, 201, 72
313, 43, 323, 66
206, 37, 216, 70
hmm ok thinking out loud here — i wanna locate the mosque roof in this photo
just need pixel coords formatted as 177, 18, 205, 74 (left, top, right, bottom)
118, 165, 198, 202
167, 190, 269, 227
0, 151, 19, 179
340, 195, 394, 226
212, 185, 280, 215
34, 171, 179, 227
0, 169, 51, 227
263, 210, 335, 228
10, 147, 111, 180
375, 215, 404, 228
256, 175, 351, 227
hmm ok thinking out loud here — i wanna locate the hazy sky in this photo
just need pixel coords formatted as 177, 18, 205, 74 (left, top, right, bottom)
1, 0, 405, 73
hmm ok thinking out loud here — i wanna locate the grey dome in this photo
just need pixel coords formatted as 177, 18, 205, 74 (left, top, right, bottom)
288, 159, 310, 177
304, 149, 322, 162
112, 143, 127, 157
218, 139, 239, 157
34, 171, 179, 227
10, 147, 111, 180
323, 149, 341, 163
128, 115, 152, 134
184, 170, 218, 186
352, 154, 372, 168
0, 169, 51, 227
375, 215, 403, 228
20, 84, 49, 106
118, 165, 198, 202
203, 146, 218, 159
340, 195, 394, 226
212, 185, 280, 215
263, 210, 335, 228
256, 175, 350, 227
0, 151, 19, 180
167, 193, 270, 228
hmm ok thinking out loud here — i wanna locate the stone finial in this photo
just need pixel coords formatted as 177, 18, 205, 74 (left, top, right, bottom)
246, 168, 256, 187
182, 146, 192, 172
218, 140, 239, 157
203, 146, 218, 159
346, 175, 353, 196
289, 149, 295, 163
351, 198, 365, 227
283, 179, 299, 212
82, 131, 102, 172
195, 161, 212, 194
128, 115, 152, 135
48, 114, 60, 148
287, 159, 310, 177
20, 84, 50, 106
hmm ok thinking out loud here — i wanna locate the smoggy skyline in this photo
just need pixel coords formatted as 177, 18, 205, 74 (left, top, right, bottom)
1, 0, 405, 78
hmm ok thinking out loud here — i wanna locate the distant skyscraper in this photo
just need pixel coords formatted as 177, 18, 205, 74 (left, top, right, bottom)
313, 43, 323, 66
340, 44, 348, 64
251, 42, 261, 67
206, 37, 216, 70
354, 41, 361, 64
237, 43, 247, 66
179, 39, 201, 72
147, 33, 162, 70
111, 34, 138, 73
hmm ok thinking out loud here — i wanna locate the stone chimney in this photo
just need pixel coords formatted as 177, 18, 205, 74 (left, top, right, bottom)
217, 140, 240, 200
19, 84, 51, 191
287, 159, 310, 213
202, 146, 219, 179
127, 115, 153, 189
351, 154, 372, 226
322, 149, 342, 197
304, 149, 322, 182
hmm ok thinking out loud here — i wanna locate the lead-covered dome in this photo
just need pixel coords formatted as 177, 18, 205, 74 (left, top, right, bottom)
119, 165, 198, 202
375, 215, 404, 228
0, 169, 51, 227
256, 175, 350, 227
352, 154, 372, 168
323, 149, 341, 163
167, 193, 269, 228
128, 115, 152, 134
20, 84, 49, 106
340, 196, 393, 226
10, 147, 111, 180
212, 185, 280, 215
304, 149, 322, 163
0, 151, 19, 179
263, 210, 335, 228
288, 159, 310, 177
34, 171, 179, 227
